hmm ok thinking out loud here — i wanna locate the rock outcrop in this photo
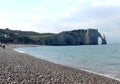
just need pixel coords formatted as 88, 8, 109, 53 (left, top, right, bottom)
45, 29, 107, 45
0, 28, 107, 45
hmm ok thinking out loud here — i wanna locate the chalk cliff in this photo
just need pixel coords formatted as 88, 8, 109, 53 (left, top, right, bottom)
0, 28, 107, 45
45, 29, 107, 45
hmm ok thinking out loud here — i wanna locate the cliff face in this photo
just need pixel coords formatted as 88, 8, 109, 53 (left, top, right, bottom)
85, 29, 99, 45
45, 30, 86, 45
0, 28, 107, 45
45, 29, 107, 45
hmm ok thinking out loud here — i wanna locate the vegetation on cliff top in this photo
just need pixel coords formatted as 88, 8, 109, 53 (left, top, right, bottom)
0, 28, 55, 44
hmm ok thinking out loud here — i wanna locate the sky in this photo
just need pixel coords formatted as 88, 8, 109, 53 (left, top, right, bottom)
0, 0, 120, 43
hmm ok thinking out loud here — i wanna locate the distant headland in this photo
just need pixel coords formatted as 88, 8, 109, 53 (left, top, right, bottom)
0, 28, 107, 45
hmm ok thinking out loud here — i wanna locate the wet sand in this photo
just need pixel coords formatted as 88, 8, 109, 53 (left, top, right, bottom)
0, 44, 120, 84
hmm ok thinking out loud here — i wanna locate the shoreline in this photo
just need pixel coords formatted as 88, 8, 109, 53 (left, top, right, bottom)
14, 45, 120, 82
14, 48, 120, 82
0, 44, 120, 83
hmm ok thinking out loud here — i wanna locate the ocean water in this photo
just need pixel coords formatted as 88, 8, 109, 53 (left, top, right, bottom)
15, 44, 120, 80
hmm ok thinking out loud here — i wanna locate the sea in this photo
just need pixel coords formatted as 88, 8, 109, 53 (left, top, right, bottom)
15, 44, 120, 80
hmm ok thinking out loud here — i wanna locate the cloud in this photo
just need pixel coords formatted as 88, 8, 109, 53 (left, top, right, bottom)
59, 6, 120, 22
0, 0, 120, 43
32, 0, 87, 21
91, 0, 120, 7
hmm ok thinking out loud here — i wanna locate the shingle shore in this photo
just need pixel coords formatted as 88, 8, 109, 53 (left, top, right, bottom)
0, 44, 120, 84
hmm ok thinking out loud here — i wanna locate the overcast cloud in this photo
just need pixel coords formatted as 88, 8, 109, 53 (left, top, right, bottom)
0, 0, 120, 43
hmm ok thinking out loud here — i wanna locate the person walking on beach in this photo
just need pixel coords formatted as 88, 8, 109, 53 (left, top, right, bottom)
3, 45, 5, 49
0, 44, 6, 49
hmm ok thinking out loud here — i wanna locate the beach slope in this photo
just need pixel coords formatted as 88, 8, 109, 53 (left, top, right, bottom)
0, 45, 120, 84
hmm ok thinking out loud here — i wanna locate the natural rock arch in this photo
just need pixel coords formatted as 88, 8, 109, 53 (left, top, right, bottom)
98, 33, 107, 44
45, 29, 107, 45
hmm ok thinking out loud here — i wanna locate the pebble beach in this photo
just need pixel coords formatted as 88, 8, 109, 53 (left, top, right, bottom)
0, 44, 120, 84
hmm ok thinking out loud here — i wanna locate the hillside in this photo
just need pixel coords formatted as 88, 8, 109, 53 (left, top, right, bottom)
0, 28, 55, 44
